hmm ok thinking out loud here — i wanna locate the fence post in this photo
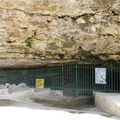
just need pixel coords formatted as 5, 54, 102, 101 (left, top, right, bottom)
110, 64, 112, 92
62, 65, 64, 91
76, 64, 78, 96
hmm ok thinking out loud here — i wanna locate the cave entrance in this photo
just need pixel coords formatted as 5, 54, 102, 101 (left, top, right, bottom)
0, 64, 119, 97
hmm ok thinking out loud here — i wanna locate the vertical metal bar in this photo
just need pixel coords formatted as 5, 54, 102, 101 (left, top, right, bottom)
71, 64, 73, 95
91, 65, 96, 94
81, 64, 84, 95
84, 64, 86, 96
71, 65, 73, 95
53, 67, 55, 90
75, 64, 78, 97
66, 65, 68, 90
117, 68, 118, 92
103, 66, 106, 92
85, 64, 87, 96
112, 64, 114, 92
89, 64, 91, 96
81, 64, 83, 96
52, 68, 54, 89
95, 65, 97, 92
91, 64, 94, 96
59, 66, 61, 90
66, 65, 68, 92
118, 68, 119, 92
114, 67, 115, 93
112, 65, 114, 93
87, 64, 89, 96
96, 66, 98, 92
62, 65, 64, 90
77, 64, 79, 96
84, 64, 85, 96
117, 68, 119, 92
110, 66, 112, 93
114, 67, 116, 93
89, 65, 90, 96
0, 70, 1, 85
115, 67, 116, 93
116, 68, 118, 92
83, 64, 85, 96
25, 68, 28, 87
90, 65, 94, 96
8, 69, 10, 85
118, 68, 120, 93
69, 65, 71, 95
80, 64, 82, 96
118, 68, 119, 93
60, 66, 62, 90
110, 64, 113, 92
69, 64, 70, 90
71, 64, 72, 95
92, 64, 94, 96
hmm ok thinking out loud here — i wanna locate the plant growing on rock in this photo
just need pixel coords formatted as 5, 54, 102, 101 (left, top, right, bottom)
25, 37, 33, 48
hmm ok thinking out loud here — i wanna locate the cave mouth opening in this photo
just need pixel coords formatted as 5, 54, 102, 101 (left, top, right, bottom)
0, 63, 119, 97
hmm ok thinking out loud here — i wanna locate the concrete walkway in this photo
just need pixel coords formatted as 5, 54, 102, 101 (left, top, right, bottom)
95, 93, 120, 117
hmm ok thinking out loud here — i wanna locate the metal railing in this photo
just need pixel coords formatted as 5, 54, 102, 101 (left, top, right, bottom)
0, 64, 119, 96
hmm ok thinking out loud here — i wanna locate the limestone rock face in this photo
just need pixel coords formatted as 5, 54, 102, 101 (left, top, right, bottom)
0, 0, 120, 67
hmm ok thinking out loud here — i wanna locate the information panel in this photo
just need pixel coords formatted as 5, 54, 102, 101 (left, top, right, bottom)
36, 79, 44, 88
95, 68, 107, 84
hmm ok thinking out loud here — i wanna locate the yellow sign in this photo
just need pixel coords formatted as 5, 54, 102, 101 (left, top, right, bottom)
36, 79, 44, 88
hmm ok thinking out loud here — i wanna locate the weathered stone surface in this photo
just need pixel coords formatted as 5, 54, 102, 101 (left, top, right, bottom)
95, 92, 120, 117
0, 0, 120, 67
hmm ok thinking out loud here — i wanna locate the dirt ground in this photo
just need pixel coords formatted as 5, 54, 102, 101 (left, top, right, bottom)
0, 98, 119, 120
0, 87, 119, 120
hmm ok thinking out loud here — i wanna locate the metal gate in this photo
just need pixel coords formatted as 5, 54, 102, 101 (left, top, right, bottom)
63, 64, 101, 96
63, 64, 77, 96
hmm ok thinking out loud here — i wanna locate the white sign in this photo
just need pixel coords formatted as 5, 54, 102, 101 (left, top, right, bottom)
95, 68, 107, 84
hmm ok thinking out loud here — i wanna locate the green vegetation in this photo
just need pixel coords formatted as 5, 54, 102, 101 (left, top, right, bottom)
25, 37, 33, 48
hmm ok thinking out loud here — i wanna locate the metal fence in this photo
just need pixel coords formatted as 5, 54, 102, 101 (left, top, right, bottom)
0, 64, 119, 97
